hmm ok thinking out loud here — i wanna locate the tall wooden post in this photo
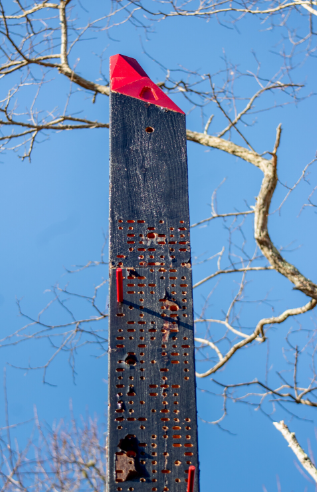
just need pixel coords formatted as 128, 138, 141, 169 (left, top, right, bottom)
108, 54, 200, 492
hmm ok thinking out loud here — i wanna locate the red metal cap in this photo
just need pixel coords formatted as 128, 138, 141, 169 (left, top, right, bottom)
110, 54, 185, 114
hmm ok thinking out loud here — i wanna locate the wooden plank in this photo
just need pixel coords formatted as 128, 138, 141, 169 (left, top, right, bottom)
108, 55, 200, 492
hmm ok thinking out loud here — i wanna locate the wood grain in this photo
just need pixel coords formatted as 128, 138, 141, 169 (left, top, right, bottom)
108, 93, 200, 492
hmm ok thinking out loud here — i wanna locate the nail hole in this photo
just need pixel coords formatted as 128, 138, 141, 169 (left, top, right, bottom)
145, 126, 154, 133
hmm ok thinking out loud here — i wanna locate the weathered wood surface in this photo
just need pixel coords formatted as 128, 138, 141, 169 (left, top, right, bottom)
108, 92, 200, 492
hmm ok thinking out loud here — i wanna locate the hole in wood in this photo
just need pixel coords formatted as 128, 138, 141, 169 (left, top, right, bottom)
125, 354, 137, 366
145, 126, 154, 133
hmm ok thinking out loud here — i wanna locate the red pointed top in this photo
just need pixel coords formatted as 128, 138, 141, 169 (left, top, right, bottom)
110, 54, 185, 115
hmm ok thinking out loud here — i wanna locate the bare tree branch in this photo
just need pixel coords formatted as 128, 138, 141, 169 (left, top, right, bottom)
193, 266, 273, 289
196, 299, 317, 378
273, 421, 317, 483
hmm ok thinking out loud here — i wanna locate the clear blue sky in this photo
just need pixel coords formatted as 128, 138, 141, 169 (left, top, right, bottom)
0, 3, 317, 491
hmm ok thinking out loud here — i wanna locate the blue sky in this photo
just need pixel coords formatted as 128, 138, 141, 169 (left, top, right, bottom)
0, 2, 317, 491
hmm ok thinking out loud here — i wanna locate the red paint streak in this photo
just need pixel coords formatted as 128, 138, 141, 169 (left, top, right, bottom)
110, 54, 184, 115
116, 268, 123, 303
187, 466, 196, 492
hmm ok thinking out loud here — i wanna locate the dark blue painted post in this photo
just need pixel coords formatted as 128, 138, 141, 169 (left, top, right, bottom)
107, 54, 200, 492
